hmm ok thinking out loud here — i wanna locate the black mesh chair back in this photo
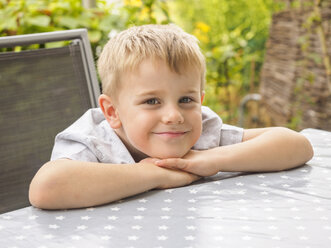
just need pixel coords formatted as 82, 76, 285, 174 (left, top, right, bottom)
0, 29, 100, 213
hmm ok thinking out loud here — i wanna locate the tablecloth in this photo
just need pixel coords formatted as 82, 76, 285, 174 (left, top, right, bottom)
0, 128, 330, 248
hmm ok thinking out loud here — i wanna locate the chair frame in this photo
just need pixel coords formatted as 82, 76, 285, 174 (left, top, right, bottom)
0, 29, 100, 107
0, 29, 100, 213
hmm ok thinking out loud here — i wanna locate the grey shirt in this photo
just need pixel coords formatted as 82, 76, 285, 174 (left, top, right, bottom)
51, 106, 243, 164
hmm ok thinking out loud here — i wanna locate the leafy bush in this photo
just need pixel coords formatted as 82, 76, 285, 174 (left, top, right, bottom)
0, 0, 170, 55
0, 0, 280, 126
168, 0, 283, 125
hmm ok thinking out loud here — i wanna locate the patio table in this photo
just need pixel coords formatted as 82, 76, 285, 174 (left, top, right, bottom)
0, 128, 330, 248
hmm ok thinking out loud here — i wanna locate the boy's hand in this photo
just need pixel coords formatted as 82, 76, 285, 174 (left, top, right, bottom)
154, 150, 220, 177
139, 158, 201, 189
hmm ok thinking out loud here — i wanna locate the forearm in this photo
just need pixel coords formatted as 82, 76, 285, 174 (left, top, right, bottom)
29, 160, 162, 209
211, 127, 313, 172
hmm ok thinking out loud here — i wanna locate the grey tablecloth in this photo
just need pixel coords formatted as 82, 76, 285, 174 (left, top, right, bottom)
0, 128, 330, 248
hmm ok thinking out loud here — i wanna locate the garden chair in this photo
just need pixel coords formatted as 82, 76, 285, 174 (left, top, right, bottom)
0, 29, 100, 213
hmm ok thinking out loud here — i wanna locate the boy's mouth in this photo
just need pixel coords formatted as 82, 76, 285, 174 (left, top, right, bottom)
153, 131, 188, 138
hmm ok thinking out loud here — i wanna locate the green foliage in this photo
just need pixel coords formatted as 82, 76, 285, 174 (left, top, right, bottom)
169, 0, 279, 124
0, 0, 278, 126
0, 0, 170, 55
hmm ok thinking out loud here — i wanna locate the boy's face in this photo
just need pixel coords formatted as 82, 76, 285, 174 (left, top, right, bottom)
113, 59, 203, 160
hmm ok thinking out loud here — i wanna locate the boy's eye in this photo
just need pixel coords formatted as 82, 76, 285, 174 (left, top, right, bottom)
145, 98, 160, 105
179, 97, 193, 103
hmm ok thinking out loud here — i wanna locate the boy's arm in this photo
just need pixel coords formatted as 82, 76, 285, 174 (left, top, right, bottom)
29, 159, 199, 210
155, 127, 314, 176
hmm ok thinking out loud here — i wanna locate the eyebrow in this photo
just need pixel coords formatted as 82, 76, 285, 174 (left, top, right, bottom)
136, 89, 200, 97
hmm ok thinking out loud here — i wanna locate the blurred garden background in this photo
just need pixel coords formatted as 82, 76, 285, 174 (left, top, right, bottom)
1, 0, 330, 130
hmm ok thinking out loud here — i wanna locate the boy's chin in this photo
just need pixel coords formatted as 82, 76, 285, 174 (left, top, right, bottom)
148, 150, 189, 159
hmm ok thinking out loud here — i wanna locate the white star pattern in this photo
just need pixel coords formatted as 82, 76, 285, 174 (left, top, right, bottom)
186, 225, 196, 230
157, 235, 168, 240
189, 189, 198, 194
137, 207, 146, 211
71, 235, 82, 240
80, 216, 91, 220
158, 225, 168, 230
132, 225, 142, 230
107, 216, 118, 220
0, 129, 330, 247
49, 224, 60, 229
128, 235, 139, 241
184, 235, 195, 240
101, 235, 111, 240
110, 207, 120, 211
15, 235, 26, 240
296, 226, 306, 230
43, 234, 54, 239
104, 225, 115, 230
76, 225, 88, 230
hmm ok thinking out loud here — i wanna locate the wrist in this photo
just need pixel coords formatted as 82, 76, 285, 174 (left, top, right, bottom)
205, 147, 229, 172
138, 162, 165, 189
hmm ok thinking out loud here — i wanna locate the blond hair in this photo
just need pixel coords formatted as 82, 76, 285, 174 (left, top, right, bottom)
97, 24, 206, 98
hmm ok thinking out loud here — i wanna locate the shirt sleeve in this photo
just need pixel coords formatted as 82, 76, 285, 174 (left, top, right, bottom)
220, 124, 244, 146
49, 108, 135, 164
50, 134, 99, 162
50, 108, 103, 162
194, 106, 244, 150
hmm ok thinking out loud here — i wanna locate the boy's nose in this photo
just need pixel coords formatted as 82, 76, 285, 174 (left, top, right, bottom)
161, 105, 184, 124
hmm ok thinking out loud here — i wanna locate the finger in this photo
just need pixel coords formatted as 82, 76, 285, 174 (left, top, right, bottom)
139, 157, 159, 164
191, 173, 201, 181
155, 158, 187, 170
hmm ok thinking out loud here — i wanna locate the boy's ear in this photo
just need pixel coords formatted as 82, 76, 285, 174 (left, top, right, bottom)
98, 94, 122, 129
201, 91, 205, 104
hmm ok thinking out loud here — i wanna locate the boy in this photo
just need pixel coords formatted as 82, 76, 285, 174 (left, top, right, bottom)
29, 24, 313, 209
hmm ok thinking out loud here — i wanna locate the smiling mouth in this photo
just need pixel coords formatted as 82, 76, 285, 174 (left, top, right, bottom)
153, 131, 188, 138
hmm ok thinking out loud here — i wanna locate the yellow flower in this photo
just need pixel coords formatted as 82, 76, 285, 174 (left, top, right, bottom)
196, 22, 210, 33
139, 7, 149, 20
124, 0, 143, 7
193, 29, 209, 44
